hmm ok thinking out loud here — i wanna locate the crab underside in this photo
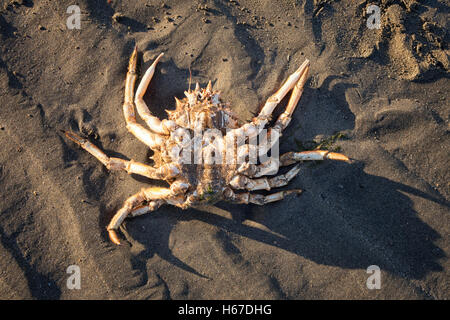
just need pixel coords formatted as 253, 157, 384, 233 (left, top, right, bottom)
65, 47, 349, 245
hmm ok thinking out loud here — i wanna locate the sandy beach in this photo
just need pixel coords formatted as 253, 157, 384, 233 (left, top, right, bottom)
0, 0, 448, 299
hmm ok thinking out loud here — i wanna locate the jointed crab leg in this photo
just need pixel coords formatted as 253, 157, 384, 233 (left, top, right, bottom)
226, 59, 310, 139
130, 200, 164, 217
133, 50, 176, 135
108, 189, 148, 245
257, 59, 310, 122
224, 188, 303, 205
64, 131, 180, 179
230, 62, 311, 169
237, 158, 280, 178
123, 48, 165, 149
230, 164, 301, 191
107, 186, 185, 245
273, 63, 310, 132
237, 149, 349, 178
235, 63, 310, 159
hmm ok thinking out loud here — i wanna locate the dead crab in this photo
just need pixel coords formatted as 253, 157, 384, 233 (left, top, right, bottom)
65, 47, 350, 245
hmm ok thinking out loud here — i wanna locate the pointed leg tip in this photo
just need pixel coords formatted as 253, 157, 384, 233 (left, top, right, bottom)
149, 52, 164, 66
63, 130, 73, 141
128, 47, 138, 72
345, 157, 355, 164
297, 58, 310, 71
64, 130, 84, 145
156, 52, 164, 60
288, 189, 303, 196
326, 152, 350, 162
108, 229, 122, 245
294, 60, 310, 79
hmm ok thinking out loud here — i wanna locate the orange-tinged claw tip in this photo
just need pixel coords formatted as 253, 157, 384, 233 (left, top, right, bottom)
128, 47, 138, 72
296, 59, 310, 73
64, 130, 84, 145
155, 52, 164, 62
326, 152, 350, 162
108, 229, 121, 245
130, 47, 138, 57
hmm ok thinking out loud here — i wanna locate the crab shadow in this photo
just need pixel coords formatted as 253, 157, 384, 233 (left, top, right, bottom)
123, 159, 446, 281
227, 160, 446, 279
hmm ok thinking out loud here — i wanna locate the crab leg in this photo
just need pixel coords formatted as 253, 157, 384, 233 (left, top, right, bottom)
257, 59, 310, 126
123, 47, 165, 149
224, 188, 303, 205
64, 131, 180, 180
272, 62, 310, 132
226, 59, 310, 140
237, 149, 349, 178
230, 164, 301, 191
231, 63, 310, 161
237, 158, 280, 178
280, 150, 350, 166
107, 187, 185, 245
129, 200, 165, 217
133, 50, 175, 135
